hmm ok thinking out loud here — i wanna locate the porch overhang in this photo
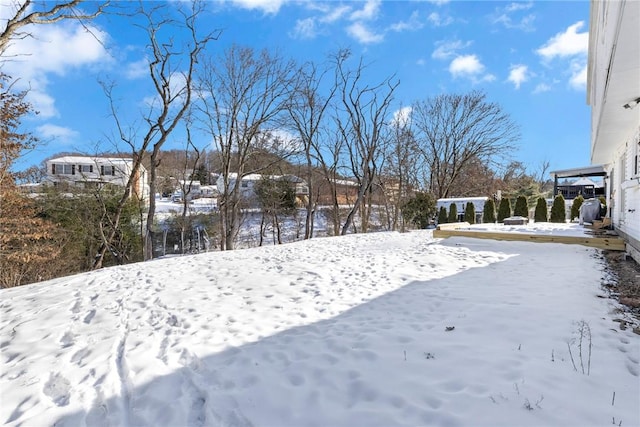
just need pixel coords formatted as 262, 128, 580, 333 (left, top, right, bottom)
550, 165, 607, 198
549, 164, 607, 179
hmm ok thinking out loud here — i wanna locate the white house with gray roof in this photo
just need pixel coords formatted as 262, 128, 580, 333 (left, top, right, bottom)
45, 156, 149, 203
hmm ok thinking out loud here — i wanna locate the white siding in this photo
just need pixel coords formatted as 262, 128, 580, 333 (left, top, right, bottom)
587, 0, 640, 254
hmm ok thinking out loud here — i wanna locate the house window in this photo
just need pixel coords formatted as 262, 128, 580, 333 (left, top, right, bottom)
241, 181, 248, 188
53, 164, 75, 175
101, 165, 116, 176
79, 164, 93, 173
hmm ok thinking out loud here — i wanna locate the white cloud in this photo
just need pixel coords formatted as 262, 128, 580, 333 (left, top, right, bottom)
349, 0, 381, 21
449, 54, 495, 83
389, 11, 424, 32
291, 17, 318, 39
3, 20, 110, 118
536, 21, 588, 60
297, 2, 382, 44
23, 87, 58, 118
428, 0, 450, 5
427, 12, 453, 27
347, 22, 383, 44
392, 106, 413, 127
569, 60, 587, 90
449, 55, 484, 76
229, 0, 285, 14
536, 21, 588, 91
4, 22, 109, 77
125, 58, 149, 80
533, 83, 551, 94
36, 124, 79, 144
290, 4, 350, 40
432, 39, 471, 60
491, 2, 535, 31
508, 64, 529, 89
320, 5, 351, 23
506, 2, 533, 12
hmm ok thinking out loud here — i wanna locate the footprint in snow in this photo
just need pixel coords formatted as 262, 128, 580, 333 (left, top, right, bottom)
43, 372, 71, 406
83, 309, 96, 324
60, 331, 75, 348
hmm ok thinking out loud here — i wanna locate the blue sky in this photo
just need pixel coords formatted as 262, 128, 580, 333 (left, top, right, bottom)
3, 0, 591, 176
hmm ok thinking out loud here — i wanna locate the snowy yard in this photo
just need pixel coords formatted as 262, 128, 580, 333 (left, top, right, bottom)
1, 225, 638, 426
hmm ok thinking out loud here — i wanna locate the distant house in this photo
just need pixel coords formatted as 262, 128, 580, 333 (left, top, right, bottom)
315, 178, 360, 206
586, 0, 640, 261
554, 177, 602, 200
216, 173, 309, 207
45, 155, 149, 203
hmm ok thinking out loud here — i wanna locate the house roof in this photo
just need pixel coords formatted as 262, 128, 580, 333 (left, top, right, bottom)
331, 179, 359, 187
437, 197, 489, 203
224, 173, 305, 183
571, 177, 600, 187
47, 156, 146, 172
48, 156, 135, 164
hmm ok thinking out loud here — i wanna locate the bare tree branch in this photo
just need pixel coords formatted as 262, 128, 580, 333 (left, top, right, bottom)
0, 0, 110, 55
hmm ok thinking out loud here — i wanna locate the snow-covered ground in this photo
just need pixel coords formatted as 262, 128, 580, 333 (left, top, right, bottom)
1, 225, 639, 427
460, 220, 606, 238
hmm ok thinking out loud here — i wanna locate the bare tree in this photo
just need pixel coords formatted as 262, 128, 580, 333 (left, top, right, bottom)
316, 126, 347, 236
333, 50, 399, 235
285, 59, 338, 239
0, 0, 110, 56
535, 158, 552, 195
445, 155, 498, 197
382, 109, 420, 232
412, 90, 520, 199
93, 1, 218, 268
175, 126, 204, 253
195, 45, 298, 250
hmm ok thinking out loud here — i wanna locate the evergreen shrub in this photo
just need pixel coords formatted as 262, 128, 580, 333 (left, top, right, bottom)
448, 203, 458, 223
464, 202, 476, 224
550, 194, 566, 223
513, 195, 528, 218
497, 198, 512, 223
570, 194, 584, 221
401, 192, 436, 229
534, 197, 548, 222
437, 206, 448, 224
483, 198, 496, 223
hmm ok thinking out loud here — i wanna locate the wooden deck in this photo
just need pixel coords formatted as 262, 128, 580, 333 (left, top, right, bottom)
433, 222, 626, 251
